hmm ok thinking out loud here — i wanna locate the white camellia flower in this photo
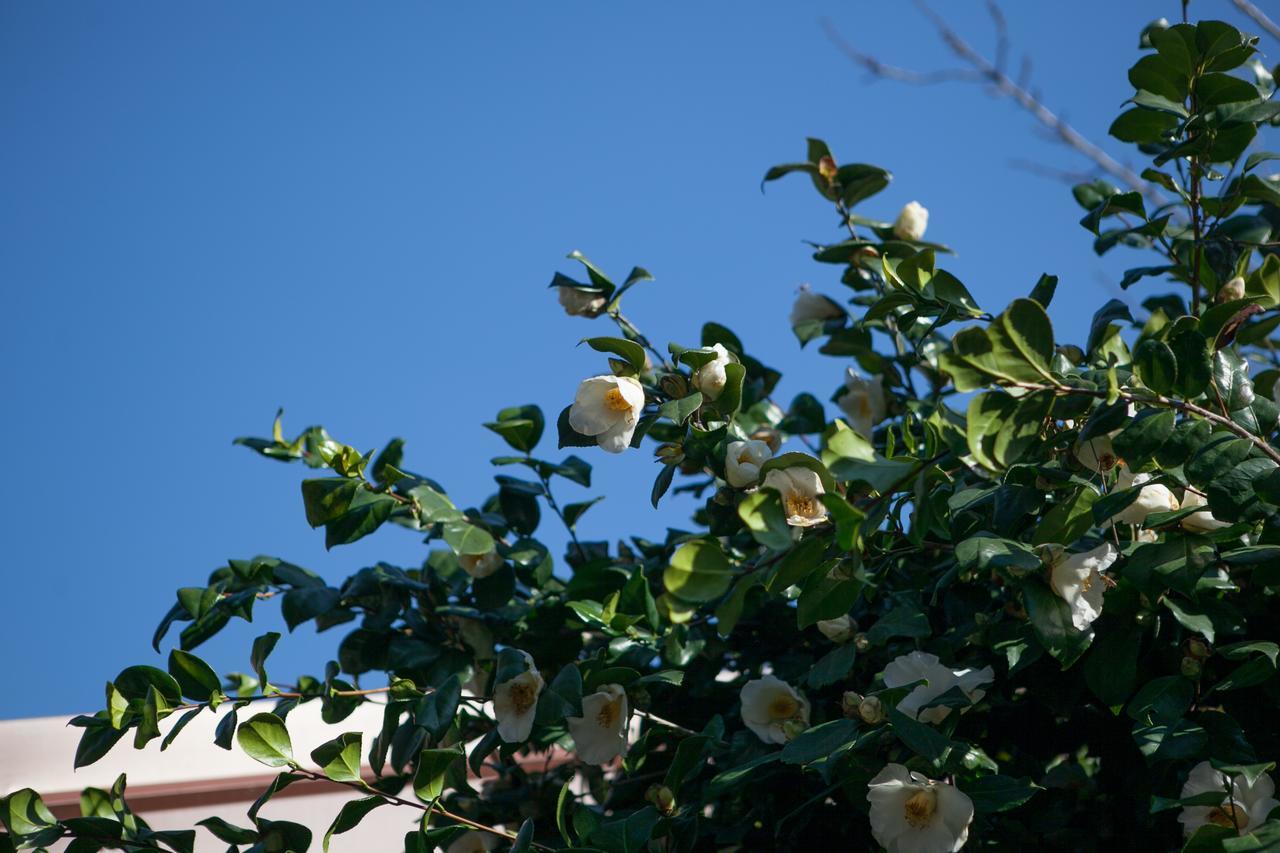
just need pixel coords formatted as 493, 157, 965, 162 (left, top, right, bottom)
867, 763, 973, 853
1180, 490, 1231, 533
817, 614, 856, 643
762, 467, 829, 527
691, 343, 732, 400
567, 683, 629, 764
492, 651, 544, 743
1076, 434, 1121, 474
569, 375, 646, 453
740, 675, 810, 744
1178, 761, 1279, 837
458, 548, 504, 579
725, 439, 772, 488
1110, 473, 1179, 526
446, 831, 494, 853
882, 651, 994, 725
837, 368, 887, 439
790, 284, 844, 326
892, 201, 929, 242
1046, 542, 1119, 631
1218, 275, 1246, 303
557, 286, 607, 318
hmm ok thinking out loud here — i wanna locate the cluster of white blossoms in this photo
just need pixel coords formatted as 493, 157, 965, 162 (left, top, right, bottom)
568, 374, 646, 454
1178, 762, 1279, 837
490, 650, 630, 765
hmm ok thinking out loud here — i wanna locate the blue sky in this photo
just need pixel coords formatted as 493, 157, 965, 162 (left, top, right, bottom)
1, 0, 1256, 718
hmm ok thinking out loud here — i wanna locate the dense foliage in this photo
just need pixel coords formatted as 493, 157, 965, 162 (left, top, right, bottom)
7, 13, 1280, 853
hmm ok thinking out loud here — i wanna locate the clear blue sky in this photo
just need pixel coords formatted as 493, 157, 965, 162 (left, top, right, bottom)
1, 0, 1250, 718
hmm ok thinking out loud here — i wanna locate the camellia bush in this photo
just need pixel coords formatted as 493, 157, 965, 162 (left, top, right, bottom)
9, 13, 1280, 853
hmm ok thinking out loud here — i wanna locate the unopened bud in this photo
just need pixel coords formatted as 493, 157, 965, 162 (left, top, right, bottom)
659, 373, 689, 399
853, 632, 871, 652
655, 443, 685, 466
1186, 638, 1212, 660
1218, 276, 1246, 303
841, 691, 863, 718
781, 719, 808, 741
645, 784, 676, 816
608, 358, 632, 376
749, 427, 783, 454
857, 695, 886, 725
818, 155, 838, 182
1180, 656, 1202, 679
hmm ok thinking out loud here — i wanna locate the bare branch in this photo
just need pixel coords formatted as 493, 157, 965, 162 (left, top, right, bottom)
821, 2, 1160, 202
1232, 0, 1280, 42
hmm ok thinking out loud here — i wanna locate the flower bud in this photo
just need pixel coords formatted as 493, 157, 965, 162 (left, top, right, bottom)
853, 632, 871, 652
857, 695, 886, 725
1186, 638, 1212, 660
817, 614, 857, 643
892, 201, 929, 242
818, 155, 838, 183
1218, 276, 1246, 303
841, 691, 863, 718
659, 373, 689, 399
1055, 344, 1085, 365
1180, 656, 1202, 679
780, 719, 808, 741
645, 784, 676, 816
654, 443, 685, 466
608, 357, 633, 376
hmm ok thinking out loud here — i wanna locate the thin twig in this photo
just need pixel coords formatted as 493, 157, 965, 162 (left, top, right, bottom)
1232, 0, 1280, 42
820, 3, 1159, 201
1013, 382, 1280, 466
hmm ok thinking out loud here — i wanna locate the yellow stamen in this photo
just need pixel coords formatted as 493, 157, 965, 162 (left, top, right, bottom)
1080, 573, 1094, 593
903, 788, 937, 829
509, 682, 536, 715
597, 695, 623, 729
786, 495, 817, 518
604, 387, 633, 412
737, 451, 754, 464
768, 694, 799, 720
1207, 803, 1245, 830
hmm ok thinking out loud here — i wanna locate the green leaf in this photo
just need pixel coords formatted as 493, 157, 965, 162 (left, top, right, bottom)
1168, 329, 1211, 398
250, 631, 280, 689
0, 789, 57, 837
412, 748, 461, 803
195, 817, 259, 845
867, 605, 931, 645
1128, 675, 1193, 725
167, 650, 221, 702
1022, 580, 1093, 667
324, 489, 397, 549
311, 732, 363, 783
781, 719, 858, 765
301, 478, 360, 527
664, 539, 734, 603
659, 392, 703, 425
809, 642, 859, 689
889, 709, 953, 765
236, 713, 295, 768
323, 797, 385, 852
582, 336, 646, 373
1032, 487, 1100, 547
955, 537, 1042, 576
443, 521, 495, 556
737, 490, 793, 551
965, 775, 1040, 814
484, 405, 545, 453
1133, 338, 1178, 395
1161, 598, 1215, 643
